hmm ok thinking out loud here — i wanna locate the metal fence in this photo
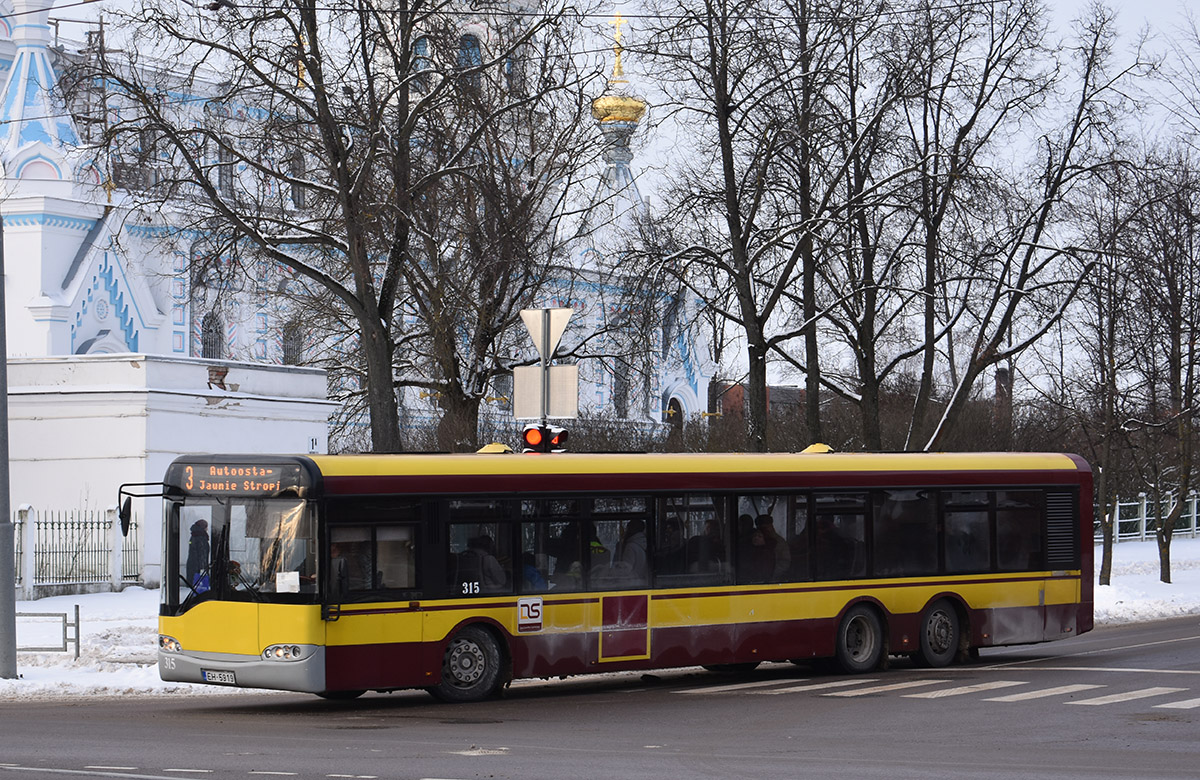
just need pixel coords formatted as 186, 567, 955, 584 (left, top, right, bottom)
11, 506, 140, 598
1095, 493, 1200, 543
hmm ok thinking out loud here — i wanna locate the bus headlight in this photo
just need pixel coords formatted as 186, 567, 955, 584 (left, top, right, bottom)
159, 635, 182, 653
262, 644, 305, 661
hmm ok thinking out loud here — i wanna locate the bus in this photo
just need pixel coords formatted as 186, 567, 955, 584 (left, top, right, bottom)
133, 449, 1093, 702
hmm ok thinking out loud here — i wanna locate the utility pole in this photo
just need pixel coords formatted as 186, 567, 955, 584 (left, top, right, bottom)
0, 204, 16, 679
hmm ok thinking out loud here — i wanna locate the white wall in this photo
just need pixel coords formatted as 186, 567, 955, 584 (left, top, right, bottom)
8, 354, 338, 587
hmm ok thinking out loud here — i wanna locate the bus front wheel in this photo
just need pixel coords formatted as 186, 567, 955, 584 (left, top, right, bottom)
430, 625, 503, 703
915, 599, 961, 668
835, 605, 884, 674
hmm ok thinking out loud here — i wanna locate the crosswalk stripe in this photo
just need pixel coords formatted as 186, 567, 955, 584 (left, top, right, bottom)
675, 678, 808, 695
903, 680, 1028, 699
984, 683, 1105, 702
824, 679, 949, 697
1153, 697, 1200, 709
749, 679, 878, 695
1067, 687, 1188, 706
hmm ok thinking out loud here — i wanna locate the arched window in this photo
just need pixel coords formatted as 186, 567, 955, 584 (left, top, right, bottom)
282, 320, 304, 365
613, 367, 629, 419
201, 311, 224, 359
457, 34, 482, 91
505, 54, 525, 96
413, 36, 432, 93
289, 153, 307, 209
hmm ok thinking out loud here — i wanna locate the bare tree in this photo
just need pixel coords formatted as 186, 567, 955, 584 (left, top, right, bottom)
638, 0, 898, 451
1121, 147, 1200, 583
77, 0, 595, 453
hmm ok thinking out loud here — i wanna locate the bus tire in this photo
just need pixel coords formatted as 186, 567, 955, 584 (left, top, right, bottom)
834, 604, 884, 674
915, 599, 960, 668
430, 625, 503, 703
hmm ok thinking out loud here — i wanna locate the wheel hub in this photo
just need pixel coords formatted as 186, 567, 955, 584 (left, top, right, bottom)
446, 639, 485, 686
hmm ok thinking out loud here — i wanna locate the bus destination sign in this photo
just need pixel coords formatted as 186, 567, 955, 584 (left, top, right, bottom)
181, 464, 291, 496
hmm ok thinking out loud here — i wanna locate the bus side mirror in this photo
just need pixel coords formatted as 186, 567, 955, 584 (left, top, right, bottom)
119, 497, 132, 537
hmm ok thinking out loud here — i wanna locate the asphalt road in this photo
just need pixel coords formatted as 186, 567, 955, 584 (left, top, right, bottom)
3, 616, 1200, 780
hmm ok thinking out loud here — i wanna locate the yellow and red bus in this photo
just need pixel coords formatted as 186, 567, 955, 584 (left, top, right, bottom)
142, 449, 1092, 702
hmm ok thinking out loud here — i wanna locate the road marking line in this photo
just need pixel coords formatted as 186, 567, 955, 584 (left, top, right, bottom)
824, 679, 949, 697
84, 770, 138, 773
985, 684, 1105, 701
749, 679, 878, 695
980, 665, 1200, 676
675, 678, 806, 694
163, 771, 214, 775
1067, 687, 1188, 706
978, 634, 1200, 667
1154, 697, 1200, 709
904, 680, 1028, 698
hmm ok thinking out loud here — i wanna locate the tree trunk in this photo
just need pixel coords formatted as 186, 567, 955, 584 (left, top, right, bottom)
361, 316, 401, 453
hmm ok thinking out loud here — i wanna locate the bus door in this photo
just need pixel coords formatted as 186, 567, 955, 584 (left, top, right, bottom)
324, 520, 427, 690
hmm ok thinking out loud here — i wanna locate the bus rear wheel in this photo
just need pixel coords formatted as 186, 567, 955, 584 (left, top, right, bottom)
915, 599, 961, 668
430, 625, 503, 703
835, 604, 884, 674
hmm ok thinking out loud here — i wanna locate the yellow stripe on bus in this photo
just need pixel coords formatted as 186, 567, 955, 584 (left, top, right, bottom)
308, 451, 1082, 479
313, 573, 1081, 647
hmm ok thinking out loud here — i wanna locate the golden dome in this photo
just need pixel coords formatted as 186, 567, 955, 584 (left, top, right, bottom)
591, 92, 646, 123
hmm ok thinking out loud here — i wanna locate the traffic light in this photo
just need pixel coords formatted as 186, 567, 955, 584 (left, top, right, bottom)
521, 424, 568, 453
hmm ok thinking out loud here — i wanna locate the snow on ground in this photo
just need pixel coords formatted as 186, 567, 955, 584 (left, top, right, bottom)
3, 538, 1200, 700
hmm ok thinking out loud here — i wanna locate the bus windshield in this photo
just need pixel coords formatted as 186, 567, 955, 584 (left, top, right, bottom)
167, 496, 318, 612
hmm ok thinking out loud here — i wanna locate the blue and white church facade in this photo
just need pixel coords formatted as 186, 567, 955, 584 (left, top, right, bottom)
3, 0, 711, 586
1, 0, 335, 588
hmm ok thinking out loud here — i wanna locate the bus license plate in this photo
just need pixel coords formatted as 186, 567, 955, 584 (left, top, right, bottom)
202, 669, 236, 685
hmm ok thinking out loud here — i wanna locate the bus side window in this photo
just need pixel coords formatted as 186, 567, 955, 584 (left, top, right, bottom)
872, 489, 936, 578
997, 491, 1044, 571
735, 494, 790, 584
790, 496, 810, 581
377, 525, 417, 590
814, 494, 867, 581
944, 491, 991, 573
449, 522, 512, 595
329, 527, 373, 592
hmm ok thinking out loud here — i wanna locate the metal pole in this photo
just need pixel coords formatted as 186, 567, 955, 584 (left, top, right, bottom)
540, 308, 550, 426
0, 206, 17, 678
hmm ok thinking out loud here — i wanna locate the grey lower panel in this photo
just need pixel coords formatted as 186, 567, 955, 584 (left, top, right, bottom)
159, 646, 326, 693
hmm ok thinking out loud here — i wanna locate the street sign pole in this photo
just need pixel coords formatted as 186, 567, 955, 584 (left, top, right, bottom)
539, 308, 551, 426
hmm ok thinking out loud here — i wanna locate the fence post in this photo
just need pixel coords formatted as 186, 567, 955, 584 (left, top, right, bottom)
107, 506, 122, 593
18, 505, 34, 600
1138, 493, 1149, 541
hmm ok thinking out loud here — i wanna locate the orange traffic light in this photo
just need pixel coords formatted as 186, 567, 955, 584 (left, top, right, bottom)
521, 424, 568, 453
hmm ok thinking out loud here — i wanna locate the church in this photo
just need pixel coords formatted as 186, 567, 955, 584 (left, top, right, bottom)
1, 0, 712, 586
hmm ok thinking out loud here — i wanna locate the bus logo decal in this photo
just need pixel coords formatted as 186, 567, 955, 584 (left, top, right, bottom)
518, 597, 543, 633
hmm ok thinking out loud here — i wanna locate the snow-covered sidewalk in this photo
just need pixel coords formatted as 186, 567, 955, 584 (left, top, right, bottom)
3, 538, 1200, 700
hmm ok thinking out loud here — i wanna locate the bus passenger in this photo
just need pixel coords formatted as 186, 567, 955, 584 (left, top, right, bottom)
616, 519, 648, 583
522, 552, 549, 591
737, 515, 772, 583
756, 515, 791, 581
687, 518, 725, 572
186, 519, 211, 592
468, 535, 507, 592
655, 517, 686, 575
